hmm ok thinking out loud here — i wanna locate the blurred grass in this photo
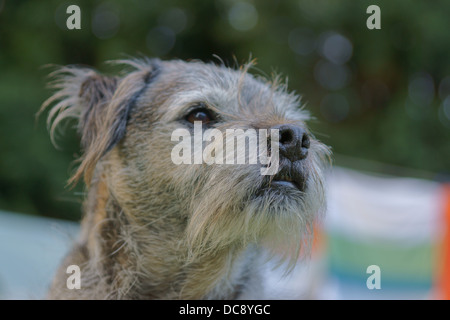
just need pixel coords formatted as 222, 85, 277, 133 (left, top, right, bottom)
0, 0, 449, 221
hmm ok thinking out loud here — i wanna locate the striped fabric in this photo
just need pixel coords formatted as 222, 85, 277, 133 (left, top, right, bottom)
317, 167, 449, 300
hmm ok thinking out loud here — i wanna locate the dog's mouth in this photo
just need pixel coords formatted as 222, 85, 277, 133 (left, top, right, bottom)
272, 176, 298, 189
266, 165, 307, 192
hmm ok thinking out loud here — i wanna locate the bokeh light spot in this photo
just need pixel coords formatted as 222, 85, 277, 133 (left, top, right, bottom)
408, 72, 435, 107
319, 32, 353, 65
314, 60, 350, 90
438, 96, 450, 128
92, 3, 120, 40
158, 7, 188, 34
443, 96, 450, 120
228, 2, 258, 31
438, 76, 450, 101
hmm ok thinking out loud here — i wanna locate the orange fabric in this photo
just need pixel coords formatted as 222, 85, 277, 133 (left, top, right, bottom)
439, 184, 450, 300
312, 221, 324, 253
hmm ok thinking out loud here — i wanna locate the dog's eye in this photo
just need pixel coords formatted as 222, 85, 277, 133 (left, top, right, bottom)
185, 108, 214, 124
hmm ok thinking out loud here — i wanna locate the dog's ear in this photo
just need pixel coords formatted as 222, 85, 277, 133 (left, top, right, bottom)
41, 59, 160, 186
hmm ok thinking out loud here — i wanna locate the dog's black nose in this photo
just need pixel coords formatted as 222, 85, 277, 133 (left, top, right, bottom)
272, 124, 310, 162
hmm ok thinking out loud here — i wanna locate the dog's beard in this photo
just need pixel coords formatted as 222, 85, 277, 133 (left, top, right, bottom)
184, 142, 329, 269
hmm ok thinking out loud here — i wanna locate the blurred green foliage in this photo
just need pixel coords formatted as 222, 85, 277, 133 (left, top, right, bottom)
0, 0, 449, 221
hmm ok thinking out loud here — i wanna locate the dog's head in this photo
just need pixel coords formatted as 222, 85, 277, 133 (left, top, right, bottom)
43, 58, 330, 266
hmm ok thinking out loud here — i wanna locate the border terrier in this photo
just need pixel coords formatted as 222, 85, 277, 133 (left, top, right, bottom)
41, 58, 330, 299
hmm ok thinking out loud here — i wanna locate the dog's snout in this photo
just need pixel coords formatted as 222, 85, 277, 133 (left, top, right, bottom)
272, 124, 310, 161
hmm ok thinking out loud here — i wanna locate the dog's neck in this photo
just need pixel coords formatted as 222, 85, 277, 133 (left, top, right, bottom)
80, 177, 257, 299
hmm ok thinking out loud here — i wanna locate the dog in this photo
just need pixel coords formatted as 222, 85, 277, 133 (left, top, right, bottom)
41, 57, 330, 299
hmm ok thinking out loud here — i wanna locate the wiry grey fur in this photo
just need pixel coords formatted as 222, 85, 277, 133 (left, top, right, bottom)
41, 58, 331, 299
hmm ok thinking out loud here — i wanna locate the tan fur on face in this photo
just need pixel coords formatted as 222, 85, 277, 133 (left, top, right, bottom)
42, 58, 331, 299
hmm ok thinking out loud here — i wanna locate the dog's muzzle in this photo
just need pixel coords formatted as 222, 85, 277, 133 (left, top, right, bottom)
265, 124, 310, 192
